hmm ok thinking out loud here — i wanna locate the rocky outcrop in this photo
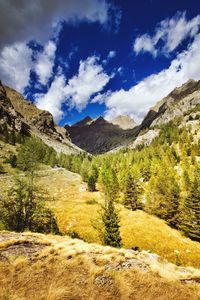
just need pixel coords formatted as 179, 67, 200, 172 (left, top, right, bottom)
0, 81, 28, 134
0, 81, 82, 154
141, 79, 200, 129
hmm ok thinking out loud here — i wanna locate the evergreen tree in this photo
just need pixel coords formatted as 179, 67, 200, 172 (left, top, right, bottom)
90, 164, 99, 182
87, 175, 96, 192
123, 171, 142, 211
80, 158, 90, 182
9, 130, 16, 145
179, 173, 200, 241
0, 175, 59, 233
17, 137, 42, 172
99, 167, 119, 203
102, 200, 121, 248
147, 164, 180, 228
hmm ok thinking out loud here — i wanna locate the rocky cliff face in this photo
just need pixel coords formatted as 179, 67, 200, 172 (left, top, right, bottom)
65, 116, 138, 154
0, 81, 29, 134
0, 81, 82, 154
110, 79, 200, 153
141, 79, 200, 129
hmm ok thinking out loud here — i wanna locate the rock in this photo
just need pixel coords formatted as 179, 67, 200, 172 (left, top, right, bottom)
141, 79, 200, 129
94, 274, 113, 286
110, 115, 137, 129
0, 81, 83, 154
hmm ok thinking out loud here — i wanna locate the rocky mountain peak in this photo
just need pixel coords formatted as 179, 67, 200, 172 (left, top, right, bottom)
110, 115, 137, 129
72, 116, 93, 127
93, 116, 107, 125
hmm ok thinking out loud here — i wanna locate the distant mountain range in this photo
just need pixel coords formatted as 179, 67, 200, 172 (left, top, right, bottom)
0, 79, 200, 154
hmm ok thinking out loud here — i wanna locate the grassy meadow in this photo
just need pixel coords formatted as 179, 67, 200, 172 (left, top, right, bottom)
38, 168, 200, 268
0, 167, 199, 268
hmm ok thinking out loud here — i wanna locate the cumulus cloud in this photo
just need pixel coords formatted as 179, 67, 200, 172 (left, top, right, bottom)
35, 56, 111, 122
134, 12, 200, 57
103, 34, 200, 123
35, 40, 56, 85
0, 42, 32, 92
0, 0, 116, 49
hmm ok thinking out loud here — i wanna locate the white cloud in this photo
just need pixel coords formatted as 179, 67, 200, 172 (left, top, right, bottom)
134, 34, 157, 57
91, 90, 111, 104
35, 75, 66, 122
65, 56, 110, 111
0, 42, 32, 92
35, 40, 56, 85
134, 12, 200, 57
108, 50, 116, 59
0, 0, 117, 49
35, 56, 111, 122
103, 34, 200, 123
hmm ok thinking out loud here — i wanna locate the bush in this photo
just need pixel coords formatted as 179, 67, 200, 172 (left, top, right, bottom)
86, 199, 98, 205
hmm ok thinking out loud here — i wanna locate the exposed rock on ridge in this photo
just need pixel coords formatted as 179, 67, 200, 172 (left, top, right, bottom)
141, 79, 200, 129
0, 82, 82, 154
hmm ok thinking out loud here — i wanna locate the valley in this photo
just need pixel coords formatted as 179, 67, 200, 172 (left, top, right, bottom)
0, 79, 199, 299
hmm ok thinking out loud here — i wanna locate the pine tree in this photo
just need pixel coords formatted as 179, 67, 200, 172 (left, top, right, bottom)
87, 175, 96, 191
0, 175, 59, 234
147, 163, 180, 228
99, 167, 119, 203
179, 174, 200, 242
123, 171, 142, 211
80, 158, 91, 182
102, 200, 121, 248
90, 164, 99, 182
9, 130, 16, 145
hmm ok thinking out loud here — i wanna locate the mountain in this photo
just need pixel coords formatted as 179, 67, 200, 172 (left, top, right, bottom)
110, 79, 200, 152
141, 79, 200, 129
0, 81, 82, 154
1, 79, 199, 155
65, 116, 138, 154
110, 115, 137, 129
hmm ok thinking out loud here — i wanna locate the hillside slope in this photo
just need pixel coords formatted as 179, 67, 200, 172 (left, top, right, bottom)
111, 79, 200, 152
141, 79, 200, 129
0, 81, 82, 154
0, 231, 200, 300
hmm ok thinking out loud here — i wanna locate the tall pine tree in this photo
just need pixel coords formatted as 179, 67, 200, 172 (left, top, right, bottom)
179, 172, 200, 242
123, 171, 142, 211
102, 200, 121, 248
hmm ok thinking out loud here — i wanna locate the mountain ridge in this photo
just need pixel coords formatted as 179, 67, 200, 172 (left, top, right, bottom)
0, 81, 83, 154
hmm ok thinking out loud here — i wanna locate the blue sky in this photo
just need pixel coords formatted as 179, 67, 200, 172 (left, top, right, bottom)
0, 0, 200, 125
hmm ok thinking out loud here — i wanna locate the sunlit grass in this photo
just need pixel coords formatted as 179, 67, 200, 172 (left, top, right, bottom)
37, 168, 200, 268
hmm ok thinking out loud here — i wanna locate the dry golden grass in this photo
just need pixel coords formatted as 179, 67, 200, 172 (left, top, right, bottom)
0, 167, 200, 269
0, 232, 199, 300
37, 168, 200, 268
